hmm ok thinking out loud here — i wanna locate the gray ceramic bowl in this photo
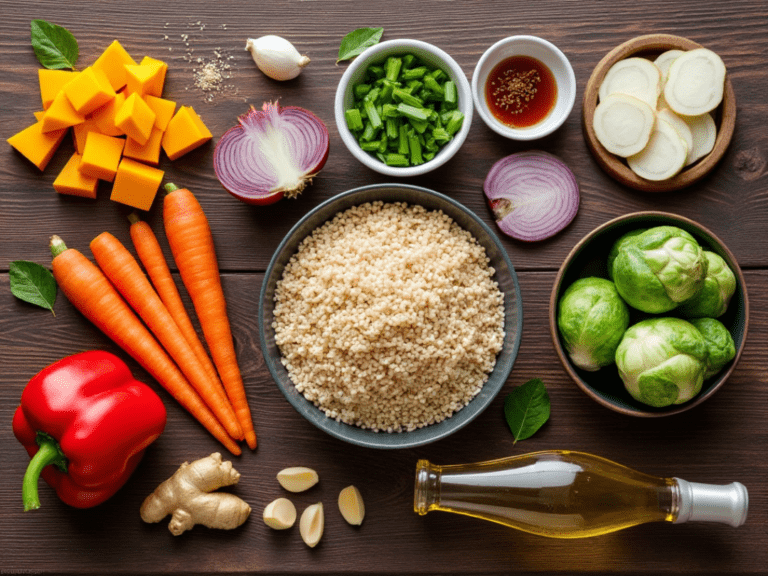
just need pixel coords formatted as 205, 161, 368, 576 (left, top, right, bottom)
549, 212, 748, 417
259, 184, 523, 448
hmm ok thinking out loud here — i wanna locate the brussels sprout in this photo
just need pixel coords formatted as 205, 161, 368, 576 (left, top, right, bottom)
557, 277, 630, 371
615, 317, 708, 407
690, 317, 736, 378
612, 226, 707, 314
677, 251, 737, 318
607, 228, 646, 280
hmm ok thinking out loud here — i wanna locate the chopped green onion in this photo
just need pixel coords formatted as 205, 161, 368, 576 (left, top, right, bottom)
354, 84, 371, 99
396, 103, 430, 122
385, 57, 402, 82
398, 124, 410, 155
445, 110, 464, 135
385, 118, 399, 140
409, 132, 423, 165
385, 153, 409, 167
364, 99, 382, 129
345, 109, 364, 132
392, 87, 423, 108
443, 81, 457, 107
360, 140, 381, 152
401, 66, 427, 80
423, 75, 445, 98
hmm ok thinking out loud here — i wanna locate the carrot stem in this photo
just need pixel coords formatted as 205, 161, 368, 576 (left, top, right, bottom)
163, 185, 257, 449
49, 235, 241, 456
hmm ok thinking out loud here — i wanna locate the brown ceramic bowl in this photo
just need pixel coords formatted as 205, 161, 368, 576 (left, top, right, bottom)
549, 212, 748, 417
582, 34, 736, 192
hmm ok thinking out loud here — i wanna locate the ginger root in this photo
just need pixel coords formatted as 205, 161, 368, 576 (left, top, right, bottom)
140, 453, 251, 536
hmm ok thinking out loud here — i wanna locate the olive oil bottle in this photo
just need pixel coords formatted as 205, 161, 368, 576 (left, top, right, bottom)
414, 450, 748, 539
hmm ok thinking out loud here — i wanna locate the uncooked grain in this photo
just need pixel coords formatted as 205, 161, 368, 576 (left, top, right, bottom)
272, 201, 505, 432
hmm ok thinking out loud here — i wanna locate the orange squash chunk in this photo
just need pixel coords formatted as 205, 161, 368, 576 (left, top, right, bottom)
123, 127, 163, 166
63, 67, 116, 116
41, 91, 85, 133
80, 132, 126, 182
139, 56, 168, 97
38, 69, 79, 109
88, 91, 126, 137
7, 120, 68, 171
161, 106, 212, 161
143, 95, 176, 131
114, 93, 155, 145
53, 153, 99, 199
93, 40, 137, 91
110, 157, 164, 211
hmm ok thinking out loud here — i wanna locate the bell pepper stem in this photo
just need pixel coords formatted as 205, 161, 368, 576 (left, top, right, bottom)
22, 432, 67, 512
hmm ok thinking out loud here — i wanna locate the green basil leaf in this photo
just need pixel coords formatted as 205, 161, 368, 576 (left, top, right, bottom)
30, 19, 78, 70
504, 378, 550, 444
337, 27, 384, 63
9, 260, 57, 315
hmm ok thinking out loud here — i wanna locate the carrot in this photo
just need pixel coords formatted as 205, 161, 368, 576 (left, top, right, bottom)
128, 213, 222, 391
163, 183, 257, 449
49, 235, 241, 456
90, 231, 244, 441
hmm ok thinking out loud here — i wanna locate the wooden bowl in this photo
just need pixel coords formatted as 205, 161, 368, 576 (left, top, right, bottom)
549, 212, 749, 417
582, 34, 736, 192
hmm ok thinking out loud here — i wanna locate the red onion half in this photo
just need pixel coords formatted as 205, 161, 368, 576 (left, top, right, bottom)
483, 151, 579, 242
214, 102, 330, 205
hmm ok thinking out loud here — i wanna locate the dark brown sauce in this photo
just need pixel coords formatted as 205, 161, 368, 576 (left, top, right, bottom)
485, 55, 557, 128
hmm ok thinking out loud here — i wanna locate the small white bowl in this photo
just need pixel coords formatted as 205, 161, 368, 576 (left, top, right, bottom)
334, 39, 473, 177
472, 36, 576, 140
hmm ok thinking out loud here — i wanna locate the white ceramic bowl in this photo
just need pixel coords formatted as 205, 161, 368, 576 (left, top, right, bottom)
472, 36, 576, 140
334, 39, 473, 177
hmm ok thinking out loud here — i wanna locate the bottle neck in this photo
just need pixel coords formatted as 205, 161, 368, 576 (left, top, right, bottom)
414, 459, 439, 515
672, 478, 749, 526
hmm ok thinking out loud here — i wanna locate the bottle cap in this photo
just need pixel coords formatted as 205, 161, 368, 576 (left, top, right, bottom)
674, 478, 748, 526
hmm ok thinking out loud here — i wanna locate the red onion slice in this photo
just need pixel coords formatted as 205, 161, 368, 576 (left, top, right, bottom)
483, 151, 579, 242
214, 102, 330, 205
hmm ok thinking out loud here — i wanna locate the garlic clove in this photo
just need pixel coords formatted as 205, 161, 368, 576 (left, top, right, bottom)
245, 35, 310, 81
299, 502, 324, 548
338, 485, 365, 526
263, 497, 297, 530
276, 467, 319, 492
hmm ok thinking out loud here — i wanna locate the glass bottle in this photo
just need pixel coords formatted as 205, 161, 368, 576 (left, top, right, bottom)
414, 450, 748, 539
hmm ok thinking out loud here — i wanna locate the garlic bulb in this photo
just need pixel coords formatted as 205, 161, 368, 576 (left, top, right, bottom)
245, 35, 310, 81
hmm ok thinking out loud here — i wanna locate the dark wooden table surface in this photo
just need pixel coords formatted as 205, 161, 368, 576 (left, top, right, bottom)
1, 1, 766, 574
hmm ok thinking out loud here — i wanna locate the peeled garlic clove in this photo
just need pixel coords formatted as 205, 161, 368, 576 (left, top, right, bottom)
245, 35, 310, 81
263, 497, 297, 530
338, 485, 365, 526
277, 467, 319, 492
299, 502, 324, 548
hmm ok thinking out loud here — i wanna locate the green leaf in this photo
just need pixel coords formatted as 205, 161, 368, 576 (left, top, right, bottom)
30, 19, 78, 70
9, 260, 57, 315
504, 378, 551, 444
337, 27, 384, 63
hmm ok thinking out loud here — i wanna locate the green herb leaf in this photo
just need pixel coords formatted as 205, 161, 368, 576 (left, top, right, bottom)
30, 19, 78, 70
9, 260, 57, 315
337, 27, 384, 63
504, 378, 550, 444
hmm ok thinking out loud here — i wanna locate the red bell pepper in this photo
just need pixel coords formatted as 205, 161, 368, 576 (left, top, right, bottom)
12, 350, 166, 510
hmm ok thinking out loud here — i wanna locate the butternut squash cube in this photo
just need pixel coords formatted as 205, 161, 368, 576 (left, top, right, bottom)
114, 93, 155, 146
80, 132, 126, 182
63, 67, 116, 116
161, 106, 212, 161
38, 69, 78, 109
41, 91, 85, 133
88, 91, 126, 137
93, 40, 137, 91
7, 120, 68, 171
72, 119, 100, 155
143, 95, 176, 131
140, 56, 168, 97
125, 63, 163, 97
110, 157, 164, 211
53, 153, 99, 199
123, 127, 163, 166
